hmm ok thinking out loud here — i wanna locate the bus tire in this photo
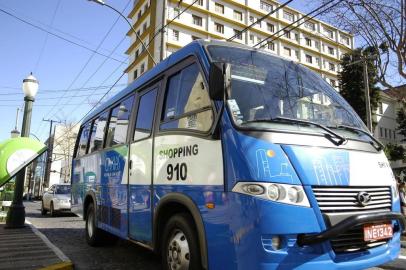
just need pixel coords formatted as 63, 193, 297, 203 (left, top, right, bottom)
161, 213, 202, 270
85, 203, 105, 246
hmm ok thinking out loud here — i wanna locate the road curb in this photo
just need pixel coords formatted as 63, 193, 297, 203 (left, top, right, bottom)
26, 220, 74, 269
37, 261, 74, 270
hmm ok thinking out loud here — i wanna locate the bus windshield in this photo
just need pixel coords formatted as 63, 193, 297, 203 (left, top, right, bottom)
208, 45, 368, 138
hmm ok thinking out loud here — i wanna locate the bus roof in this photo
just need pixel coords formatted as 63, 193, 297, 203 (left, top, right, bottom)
82, 39, 292, 125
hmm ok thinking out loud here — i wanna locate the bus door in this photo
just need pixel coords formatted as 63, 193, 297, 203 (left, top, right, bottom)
128, 85, 159, 243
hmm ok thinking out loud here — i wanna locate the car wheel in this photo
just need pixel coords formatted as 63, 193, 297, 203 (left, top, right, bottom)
41, 201, 47, 215
50, 202, 56, 217
162, 213, 202, 270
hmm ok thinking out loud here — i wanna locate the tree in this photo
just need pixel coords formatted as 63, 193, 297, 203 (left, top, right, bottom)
385, 143, 405, 161
321, 0, 406, 88
396, 106, 406, 140
339, 48, 380, 125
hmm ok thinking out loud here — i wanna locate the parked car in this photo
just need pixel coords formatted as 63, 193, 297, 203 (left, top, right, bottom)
41, 184, 71, 216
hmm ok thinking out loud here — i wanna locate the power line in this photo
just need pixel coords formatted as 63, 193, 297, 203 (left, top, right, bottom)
36, 0, 131, 134
0, 7, 127, 64
254, 0, 341, 48
34, 0, 61, 73
0, 93, 110, 102
145, 0, 201, 48
227, 0, 295, 42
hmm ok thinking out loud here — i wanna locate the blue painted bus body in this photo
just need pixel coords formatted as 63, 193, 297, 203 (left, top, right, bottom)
71, 40, 402, 270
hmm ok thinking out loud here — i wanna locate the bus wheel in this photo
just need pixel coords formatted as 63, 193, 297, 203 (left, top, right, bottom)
86, 203, 104, 246
162, 213, 201, 270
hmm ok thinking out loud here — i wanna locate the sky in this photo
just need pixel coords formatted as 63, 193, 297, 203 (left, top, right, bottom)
0, 0, 400, 142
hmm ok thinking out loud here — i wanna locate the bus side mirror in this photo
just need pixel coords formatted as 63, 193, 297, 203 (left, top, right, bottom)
209, 62, 230, 101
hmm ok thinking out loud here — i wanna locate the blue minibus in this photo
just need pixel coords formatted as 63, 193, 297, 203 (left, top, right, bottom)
71, 40, 405, 270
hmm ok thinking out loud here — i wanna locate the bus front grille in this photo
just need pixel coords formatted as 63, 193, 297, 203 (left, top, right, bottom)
312, 186, 392, 214
312, 186, 392, 253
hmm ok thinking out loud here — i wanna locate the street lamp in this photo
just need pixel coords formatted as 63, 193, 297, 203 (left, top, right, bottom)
88, 0, 157, 66
6, 73, 39, 228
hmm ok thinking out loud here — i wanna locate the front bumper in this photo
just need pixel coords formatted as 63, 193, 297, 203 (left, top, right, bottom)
297, 212, 406, 246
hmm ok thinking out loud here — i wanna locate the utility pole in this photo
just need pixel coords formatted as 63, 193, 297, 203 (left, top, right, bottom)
42, 119, 61, 192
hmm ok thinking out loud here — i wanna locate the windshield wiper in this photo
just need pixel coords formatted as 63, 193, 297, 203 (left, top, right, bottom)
328, 125, 384, 151
243, 117, 347, 146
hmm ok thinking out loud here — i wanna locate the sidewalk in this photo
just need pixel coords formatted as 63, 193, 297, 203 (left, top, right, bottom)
0, 223, 73, 270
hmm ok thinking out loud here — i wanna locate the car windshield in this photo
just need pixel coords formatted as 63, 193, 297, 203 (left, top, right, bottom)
55, 185, 70, 194
207, 45, 369, 139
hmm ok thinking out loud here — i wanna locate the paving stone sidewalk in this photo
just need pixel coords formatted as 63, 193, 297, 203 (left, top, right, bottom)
0, 223, 73, 270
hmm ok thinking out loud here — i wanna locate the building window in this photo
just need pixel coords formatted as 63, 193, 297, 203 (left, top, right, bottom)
315, 41, 320, 49
192, 15, 202, 26
233, 29, 242, 40
134, 69, 138, 79
260, 1, 273, 12
284, 47, 291, 56
284, 30, 291, 39
295, 50, 299, 59
330, 79, 336, 87
138, 10, 142, 20
140, 63, 145, 74
305, 54, 312, 63
172, 30, 179, 41
135, 49, 139, 58
215, 3, 224, 14
267, 42, 274, 51
342, 35, 350, 45
215, 23, 224, 34
305, 37, 312, 46
234, 10, 243, 21
316, 57, 320, 65
325, 28, 334, 39
249, 16, 255, 23
249, 34, 255, 44
329, 63, 335, 71
380, 127, 383, 137
267, 23, 274, 32
385, 128, 388, 138
143, 23, 147, 32
197, 0, 203, 6
173, 7, 180, 18
295, 33, 299, 42
389, 130, 392, 139
304, 21, 315, 31
328, 47, 334, 55
283, 11, 294, 22
136, 30, 141, 37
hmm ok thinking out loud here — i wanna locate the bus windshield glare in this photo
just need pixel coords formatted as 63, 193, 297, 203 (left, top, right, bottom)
208, 46, 368, 137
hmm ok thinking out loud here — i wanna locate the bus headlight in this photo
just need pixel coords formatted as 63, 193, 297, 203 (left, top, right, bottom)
233, 182, 310, 207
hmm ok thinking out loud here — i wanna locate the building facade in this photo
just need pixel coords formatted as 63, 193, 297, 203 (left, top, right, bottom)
125, 0, 354, 88
373, 85, 406, 171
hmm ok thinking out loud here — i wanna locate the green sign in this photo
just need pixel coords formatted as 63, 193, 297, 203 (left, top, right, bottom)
0, 137, 47, 186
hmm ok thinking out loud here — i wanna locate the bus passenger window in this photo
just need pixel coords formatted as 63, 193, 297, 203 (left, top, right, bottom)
161, 63, 213, 132
76, 122, 91, 157
105, 95, 134, 147
89, 111, 109, 153
133, 89, 158, 141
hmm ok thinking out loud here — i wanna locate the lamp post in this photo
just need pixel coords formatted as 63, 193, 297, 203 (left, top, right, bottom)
6, 73, 39, 228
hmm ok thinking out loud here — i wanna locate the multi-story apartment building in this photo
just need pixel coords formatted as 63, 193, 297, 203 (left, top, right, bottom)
125, 0, 354, 88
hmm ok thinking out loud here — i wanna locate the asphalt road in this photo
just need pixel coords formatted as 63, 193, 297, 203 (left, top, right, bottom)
24, 200, 405, 270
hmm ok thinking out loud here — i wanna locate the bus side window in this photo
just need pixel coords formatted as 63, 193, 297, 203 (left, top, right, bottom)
133, 88, 158, 141
89, 111, 109, 153
76, 122, 91, 157
105, 95, 135, 147
161, 63, 213, 132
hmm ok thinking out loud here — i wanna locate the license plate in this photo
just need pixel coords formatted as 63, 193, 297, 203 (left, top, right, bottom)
363, 224, 393, 241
